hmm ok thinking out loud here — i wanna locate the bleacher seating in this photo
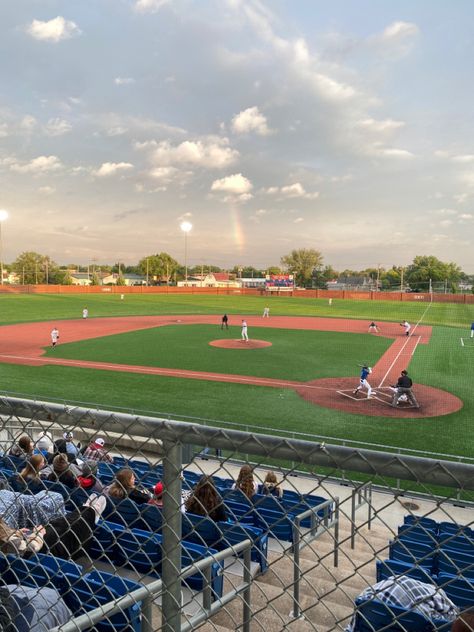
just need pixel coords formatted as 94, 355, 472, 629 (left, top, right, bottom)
353, 596, 451, 632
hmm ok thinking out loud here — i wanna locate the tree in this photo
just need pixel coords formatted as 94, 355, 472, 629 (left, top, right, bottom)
137, 252, 179, 284
314, 265, 339, 289
405, 256, 463, 291
266, 266, 282, 276
12, 252, 58, 285
280, 249, 324, 287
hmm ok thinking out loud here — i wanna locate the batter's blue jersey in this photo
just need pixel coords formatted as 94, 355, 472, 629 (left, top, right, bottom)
360, 367, 370, 380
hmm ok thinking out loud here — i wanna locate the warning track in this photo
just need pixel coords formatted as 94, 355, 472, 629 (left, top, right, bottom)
0, 315, 461, 418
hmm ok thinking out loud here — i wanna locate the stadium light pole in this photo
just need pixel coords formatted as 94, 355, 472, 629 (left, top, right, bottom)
180, 221, 192, 286
0, 209, 9, 285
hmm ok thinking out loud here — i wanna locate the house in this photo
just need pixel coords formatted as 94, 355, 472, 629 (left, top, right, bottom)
177, 272, 240, 288
69, 272, 92, 286
326, 276, 377, 291
101, 273, 147, 286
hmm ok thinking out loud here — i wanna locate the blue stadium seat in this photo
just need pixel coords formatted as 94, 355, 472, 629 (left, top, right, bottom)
436, 573, 474, 609
438, 522, 474, 538
438, 548, 474, 579
102, 497, 143, 529
398, 524, 438, 545
389, 538, 437, 573
438, 531, 474, 554
138, 503, 164, 532
403, 514, 438, 531
375, 559, 434, 584
353, 596, 451, 631
216, 520, 269, 573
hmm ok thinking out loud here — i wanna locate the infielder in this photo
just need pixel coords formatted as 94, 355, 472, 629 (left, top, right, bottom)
368, 322, 380, 333
263, 306, 270, 318
82, 307, 89, 319
401, 320, 411, 336
51, 327, 59, 347
241, 319, 249, 342
353, 365, 374, 398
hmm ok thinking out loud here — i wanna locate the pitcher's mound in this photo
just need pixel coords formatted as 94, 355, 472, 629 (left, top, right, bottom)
210, 339, 272, 349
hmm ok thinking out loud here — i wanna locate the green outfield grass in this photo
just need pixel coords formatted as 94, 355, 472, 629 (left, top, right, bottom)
43, 325, 392, 381
0, 293, 473, 458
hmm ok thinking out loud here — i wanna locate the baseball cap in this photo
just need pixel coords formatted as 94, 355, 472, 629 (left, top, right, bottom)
95, 437, 105, 446
154, 482, 164, 496
63, 432, 73, 440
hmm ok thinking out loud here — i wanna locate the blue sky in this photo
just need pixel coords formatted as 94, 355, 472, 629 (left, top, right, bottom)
1, 0, 473, 271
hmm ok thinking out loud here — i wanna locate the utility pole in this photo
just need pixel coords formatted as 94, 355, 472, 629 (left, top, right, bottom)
400, 267, 404, 292
201, 263, 204, 287
146, 258, 149, 286
35, 262, 38, 285
376, 263, 381, 291
45, 259, 49, 285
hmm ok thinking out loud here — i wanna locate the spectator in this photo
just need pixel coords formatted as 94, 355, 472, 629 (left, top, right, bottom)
185, 475, 227, 522
77, 461, 104, 493
148, 482, 164, 508
0, 493, 106, 559
0, 489, 65, 529
105, 468, 150, 505
345, 576, 459, 632
260, 471, 283, 498
233, 464, 258, 499
54, 432, 80, 462
10, 455, 46, 493
9, 435, 33, 459
2, 584, 72, 632
47, 454, 79, 489
83, 437, 114, 463
34, 433, 54, 463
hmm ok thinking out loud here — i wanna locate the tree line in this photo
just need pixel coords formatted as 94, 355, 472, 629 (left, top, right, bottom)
3, 249, 473, 292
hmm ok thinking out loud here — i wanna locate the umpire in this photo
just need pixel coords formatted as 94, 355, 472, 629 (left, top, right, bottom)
391, 370, 420, 408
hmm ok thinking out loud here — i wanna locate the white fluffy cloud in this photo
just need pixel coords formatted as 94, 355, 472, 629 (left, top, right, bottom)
264, 182, 319, 200
381, 21, 419, 42
138, 138, 239, 169
10, 155, 62, 174
231, 106, 271, 136
45, 118, 72, 136
134, 0, 170, 13
26, 16, 81, 42
114, 77, 135, 85
93, 162, 134, 177
356, 118, 405, 134
211, 173, 253, 196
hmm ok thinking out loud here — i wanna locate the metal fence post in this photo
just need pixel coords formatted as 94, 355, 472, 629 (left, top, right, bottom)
243, 546, 252, 632
292, 520, 302, 619
162, 439, 183, 632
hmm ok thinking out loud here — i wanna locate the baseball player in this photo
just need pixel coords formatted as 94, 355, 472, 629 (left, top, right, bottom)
241, 319, 249, 342
263, 306, 270, 318
51, 327, 59, 347
82, 307, 89, 319
368, 322, 380, 334
221, 314, 229, 330
353, 365, 374, 398
401, 320, 411, 336
471, 322, 474, 338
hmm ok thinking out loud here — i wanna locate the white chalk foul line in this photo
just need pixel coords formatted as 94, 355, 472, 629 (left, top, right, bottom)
461, 338, 465, 347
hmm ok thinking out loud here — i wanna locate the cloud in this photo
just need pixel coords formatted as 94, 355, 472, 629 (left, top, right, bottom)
10, 155, 62, 174
372, 146, 415, 159
134, 0, 170, 13
0, 123, 8, 138
356, 118, 405, 134
211, 173, 253, 196
45, 118, 72, 136
293, 217, 304, 223
114, 77, 135, 85
138, 137, 239, 169
452, 154, 474, 163
38, 186, 56, 195
264, 182, 319, 199
93, 162, 134, 177
231, 106, 271, 136
381, 21, 419, 42
459, 213, 473, 220
20, 115, 37, 131
26, 16, 81, 42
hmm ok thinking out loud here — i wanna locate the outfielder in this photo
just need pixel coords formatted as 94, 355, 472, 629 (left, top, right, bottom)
471, 322, 474, 338
51, 327, 59, 347
263, 306, 270, 318
353, 365, 374, 398
82, 307, 89, 319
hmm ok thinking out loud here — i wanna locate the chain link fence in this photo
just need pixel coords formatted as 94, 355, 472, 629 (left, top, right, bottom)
0, 395, 473, 632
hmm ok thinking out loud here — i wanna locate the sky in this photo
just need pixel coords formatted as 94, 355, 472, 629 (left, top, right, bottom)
1, 0, 473, 272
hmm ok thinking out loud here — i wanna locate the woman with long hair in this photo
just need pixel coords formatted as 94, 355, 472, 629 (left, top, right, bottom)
260, 471, 283, 498
10, 455, 47, 494
105, 468, 150, 505
9, 435, 34, 459
233, 465, 258, 499
47, 454, 78, 489
185, 475, 226, 522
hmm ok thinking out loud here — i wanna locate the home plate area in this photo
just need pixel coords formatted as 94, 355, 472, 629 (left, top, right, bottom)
337, 387, 418, 408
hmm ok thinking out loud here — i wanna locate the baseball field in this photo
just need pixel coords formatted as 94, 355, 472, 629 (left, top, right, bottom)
0, 292, 472, 459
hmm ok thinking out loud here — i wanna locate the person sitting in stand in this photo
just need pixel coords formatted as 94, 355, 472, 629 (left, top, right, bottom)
0, 493, 106, 560
148, 482, 164, 508
104, 468, 151, 505
185, 475, 227, 522
77, 460, 104, 493
260, 471, 283, 498
10, 455, 47, 494
233, 464, 258, 499
47, 454, 79, 489
0, 488, 66, 530
1, 584, 72, 632
9, 435, 34, 459
34, 432, 55, 463
54, 432, 80, 462
82, 437, 114, 463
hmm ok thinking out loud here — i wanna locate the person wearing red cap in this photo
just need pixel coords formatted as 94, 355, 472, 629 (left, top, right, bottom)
148, 482, 164, 507
83, 437, 114, 463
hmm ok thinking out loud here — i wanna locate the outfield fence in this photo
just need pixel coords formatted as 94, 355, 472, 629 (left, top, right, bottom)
0, 283, 473, 304
0, 396, 473, 631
